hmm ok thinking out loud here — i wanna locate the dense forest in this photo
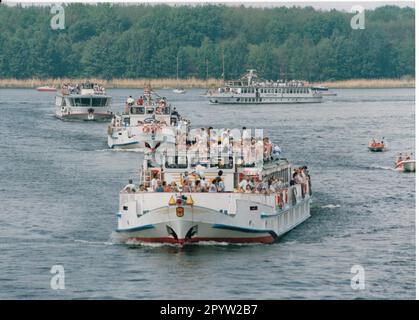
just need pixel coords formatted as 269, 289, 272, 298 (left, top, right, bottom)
0, 4, 414, 81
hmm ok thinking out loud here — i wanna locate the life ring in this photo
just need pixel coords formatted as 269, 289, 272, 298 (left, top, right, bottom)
284, 189, 288, 204
276, 193, 282, 208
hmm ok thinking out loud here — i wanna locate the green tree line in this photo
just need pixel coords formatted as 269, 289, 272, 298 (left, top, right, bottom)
0, 4, 414, 81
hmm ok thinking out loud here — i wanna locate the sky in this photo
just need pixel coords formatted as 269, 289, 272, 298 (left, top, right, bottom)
2, 0, 415, 12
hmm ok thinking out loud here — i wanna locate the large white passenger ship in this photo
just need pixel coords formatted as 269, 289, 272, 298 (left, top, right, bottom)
115, 132, 312, 245
55, 82, 113, 121
205, 70, 322, 104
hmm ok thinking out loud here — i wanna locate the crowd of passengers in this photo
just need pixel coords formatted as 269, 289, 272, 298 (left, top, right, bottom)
178, 127, 282, 165
123, 166, 310, 194
125, 95, 168, 108
218, 80, 306, 93
61, 83, 105, 95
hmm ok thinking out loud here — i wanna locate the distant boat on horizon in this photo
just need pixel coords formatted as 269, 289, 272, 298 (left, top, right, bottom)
311, 85, 337, 96
36, 86, 57, 92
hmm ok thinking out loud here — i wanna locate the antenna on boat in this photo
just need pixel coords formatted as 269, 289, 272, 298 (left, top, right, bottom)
206, 58, 209, 82
221, 45, 225, 82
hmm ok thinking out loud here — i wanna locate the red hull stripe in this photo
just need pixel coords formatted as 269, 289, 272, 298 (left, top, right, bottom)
126, 236, 275, 245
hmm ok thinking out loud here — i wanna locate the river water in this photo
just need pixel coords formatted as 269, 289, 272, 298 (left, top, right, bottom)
0, 88, 415, 299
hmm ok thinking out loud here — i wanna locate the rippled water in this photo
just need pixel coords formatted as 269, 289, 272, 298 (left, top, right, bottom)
0, 88, 415, 299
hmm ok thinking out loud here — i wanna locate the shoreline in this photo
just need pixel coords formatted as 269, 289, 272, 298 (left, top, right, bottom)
0, 78, 415, 89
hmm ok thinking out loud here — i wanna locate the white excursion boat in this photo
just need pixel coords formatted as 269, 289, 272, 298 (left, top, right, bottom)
115, 133, 312, 245
55, 82, 113, 121
205, 69, 322, 104
107, 88, 190, 151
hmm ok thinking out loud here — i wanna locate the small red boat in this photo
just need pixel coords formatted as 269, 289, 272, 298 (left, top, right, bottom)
368, 140, 385, 152
36, 86, 57, 92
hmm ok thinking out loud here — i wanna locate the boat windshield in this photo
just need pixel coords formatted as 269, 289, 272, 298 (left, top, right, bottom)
69, 97, 109, 107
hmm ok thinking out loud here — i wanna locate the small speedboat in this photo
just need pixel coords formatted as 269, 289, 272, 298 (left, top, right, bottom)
37, 86, 57, 92
368, 141, 385, 152
395, 159, 415, 172
311, 85, 337, 96
173, 88, 186, 94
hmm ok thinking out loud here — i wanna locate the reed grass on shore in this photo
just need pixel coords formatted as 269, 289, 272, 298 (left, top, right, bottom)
0, 77, 414, 89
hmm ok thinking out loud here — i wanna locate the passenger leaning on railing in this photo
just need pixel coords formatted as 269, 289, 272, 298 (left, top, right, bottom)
123, 179, 137, 193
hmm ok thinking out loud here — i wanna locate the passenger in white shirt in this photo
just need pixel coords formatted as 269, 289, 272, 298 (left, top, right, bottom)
239, 177, 251, 192
126, 96, 135, 106
150, 177, 158, 191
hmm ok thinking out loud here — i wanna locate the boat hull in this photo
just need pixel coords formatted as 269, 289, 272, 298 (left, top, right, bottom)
55, 112, 113, 121
207, 95, 322, 104
116, 187, 311, 245
108, 126, 177, 150
396, 160, 416, 172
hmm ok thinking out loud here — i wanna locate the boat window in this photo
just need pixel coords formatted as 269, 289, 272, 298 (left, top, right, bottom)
130, 107, 145, 114
74, 98, 91, 107
92, 97, 108, 107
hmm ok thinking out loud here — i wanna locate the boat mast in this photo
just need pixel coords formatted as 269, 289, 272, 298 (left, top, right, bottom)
176, 55, 180, 88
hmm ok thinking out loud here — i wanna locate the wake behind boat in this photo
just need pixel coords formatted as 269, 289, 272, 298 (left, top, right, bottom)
55, 82, 113, 121
205, 69, 322, 104
115, 130, 312, 245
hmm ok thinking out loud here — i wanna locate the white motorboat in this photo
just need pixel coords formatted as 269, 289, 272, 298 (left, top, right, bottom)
55, 82, 112, 121
395, 159, 415, 172
173, 88, 186, 94
37, 86, 57, 92
311, 85, 337, 96
115, 131, 312, 245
